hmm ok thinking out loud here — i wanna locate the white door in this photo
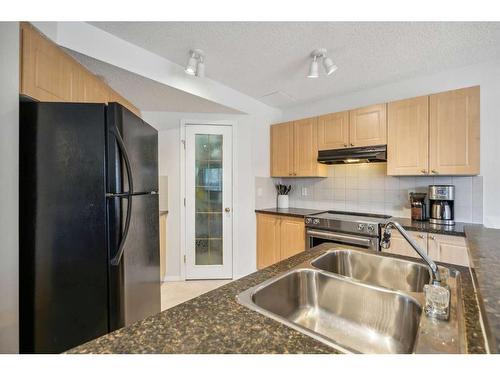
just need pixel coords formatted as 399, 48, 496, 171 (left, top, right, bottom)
185, 125, 233, 279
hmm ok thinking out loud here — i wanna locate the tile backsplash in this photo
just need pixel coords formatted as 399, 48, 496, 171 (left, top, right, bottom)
255, 163, 483, 223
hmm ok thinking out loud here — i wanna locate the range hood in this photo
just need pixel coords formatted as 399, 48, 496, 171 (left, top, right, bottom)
317, 145, 387, 165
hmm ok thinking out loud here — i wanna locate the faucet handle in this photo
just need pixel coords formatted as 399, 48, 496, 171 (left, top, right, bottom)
424, 284, 450, 321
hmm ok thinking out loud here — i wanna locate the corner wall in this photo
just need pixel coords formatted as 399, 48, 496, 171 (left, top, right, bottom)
281, 60, 500, 228
0, 22, 19, 353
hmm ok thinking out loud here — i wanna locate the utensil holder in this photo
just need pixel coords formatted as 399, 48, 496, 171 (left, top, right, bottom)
277, 195, 289, 209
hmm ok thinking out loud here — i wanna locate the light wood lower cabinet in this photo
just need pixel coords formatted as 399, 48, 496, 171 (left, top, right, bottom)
383, 230, 428, 258
256, 214, 305, 269
159, 213, 167, 281
383, 230, 469, 267
427, 234, 469, 267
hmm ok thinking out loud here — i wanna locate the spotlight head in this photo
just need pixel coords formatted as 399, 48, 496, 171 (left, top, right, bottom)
323, 56, 338, 76
307, 56, 319, 78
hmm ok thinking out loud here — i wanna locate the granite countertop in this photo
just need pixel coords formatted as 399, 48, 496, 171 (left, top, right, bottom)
392, 217, 467, 237
255, 207, 325, 218
463, 225, 500, 353
68, 243, 486, 354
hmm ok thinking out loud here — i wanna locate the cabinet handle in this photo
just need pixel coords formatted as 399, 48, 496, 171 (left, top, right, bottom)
429, 235, 436, 240
288, 173, 292, 176
344, 144, 348, 147
417, 234, 425, 239
350, 143, 354, 147
420, 169, 427, 174
431, 170, 438, 174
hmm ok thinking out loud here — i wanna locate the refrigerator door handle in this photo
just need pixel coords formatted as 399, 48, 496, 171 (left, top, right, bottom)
108, 127, 134, 266
110, 126, 134, 194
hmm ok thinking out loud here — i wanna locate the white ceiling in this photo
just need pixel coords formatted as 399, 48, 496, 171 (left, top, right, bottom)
65, 49, 242, 114
90, 22, 500, 108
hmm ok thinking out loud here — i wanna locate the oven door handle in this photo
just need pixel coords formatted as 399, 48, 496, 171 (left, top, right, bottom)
307, 229, 374, 247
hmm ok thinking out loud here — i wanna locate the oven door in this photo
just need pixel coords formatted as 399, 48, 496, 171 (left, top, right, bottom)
306, 228, 379, 251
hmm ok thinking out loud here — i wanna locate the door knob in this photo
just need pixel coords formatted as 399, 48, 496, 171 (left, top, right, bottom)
224, 207, 231, 213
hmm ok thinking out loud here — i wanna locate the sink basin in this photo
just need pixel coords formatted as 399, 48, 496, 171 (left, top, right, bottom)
239, 269, 422, 354
311, 249, 431, 293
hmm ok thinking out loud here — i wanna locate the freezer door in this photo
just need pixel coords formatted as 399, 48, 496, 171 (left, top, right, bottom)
19, 101, 109, 353
108, 194, 160, 331
106, 102, 158, 194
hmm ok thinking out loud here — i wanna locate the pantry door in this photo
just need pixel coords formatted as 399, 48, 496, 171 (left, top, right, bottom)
185, 125, 233, 279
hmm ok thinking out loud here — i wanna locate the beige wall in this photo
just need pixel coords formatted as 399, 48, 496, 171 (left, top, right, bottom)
0, 22, 19, 353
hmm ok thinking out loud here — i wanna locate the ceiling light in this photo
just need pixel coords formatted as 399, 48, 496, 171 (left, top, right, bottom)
307, 56, 319, 78
184, 49, 205, 77
196, 59, 205, 78
307, 48, 337, 78
322, 56, 338, 76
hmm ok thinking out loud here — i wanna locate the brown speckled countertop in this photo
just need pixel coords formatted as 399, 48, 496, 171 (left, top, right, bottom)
255, 207, 325, 218
463, 225, 500, 353
392, 217, 467, 237
67, 243, 486, 354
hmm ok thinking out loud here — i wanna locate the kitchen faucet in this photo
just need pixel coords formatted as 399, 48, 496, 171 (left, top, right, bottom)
380, 221, 442, 286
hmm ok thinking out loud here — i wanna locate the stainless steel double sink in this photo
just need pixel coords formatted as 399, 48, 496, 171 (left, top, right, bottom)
237, 249, 466, 354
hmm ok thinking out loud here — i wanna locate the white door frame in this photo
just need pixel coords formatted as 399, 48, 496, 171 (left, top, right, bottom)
179, 120, 237, 280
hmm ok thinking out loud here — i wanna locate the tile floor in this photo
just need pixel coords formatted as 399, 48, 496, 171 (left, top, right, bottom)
161, 279, 232, 311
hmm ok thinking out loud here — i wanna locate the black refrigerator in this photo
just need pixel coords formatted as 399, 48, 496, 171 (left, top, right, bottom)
19, 101, 160, 353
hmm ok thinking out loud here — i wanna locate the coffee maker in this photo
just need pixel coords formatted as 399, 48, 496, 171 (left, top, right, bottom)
428, 185, 455, 226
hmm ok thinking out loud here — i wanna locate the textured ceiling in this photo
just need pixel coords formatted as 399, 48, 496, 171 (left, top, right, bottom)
90, 22, 500, 108
65, 49, 242, 114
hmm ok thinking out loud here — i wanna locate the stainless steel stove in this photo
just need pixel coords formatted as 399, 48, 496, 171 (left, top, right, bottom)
305, 211, 391, 251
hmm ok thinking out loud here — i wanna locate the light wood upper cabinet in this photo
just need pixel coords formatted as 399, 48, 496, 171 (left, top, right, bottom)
256, 214, 282, 269
256, 214, 305, 269
21, 23, 75, 102
270, 122, 294, 177
387, 96, 429, 175
294, 117, 326, 177
383, 230, 428, 258
317, 111, 350, 150
270, 119, 326, 177
20, 23, 141, 117
280, 217, 306, 260
429, 86, 480, 175
349, 103, 387, 147
427, 234, 469, 267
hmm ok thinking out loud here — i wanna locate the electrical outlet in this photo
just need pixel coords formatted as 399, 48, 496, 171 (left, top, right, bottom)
301, 187, 308, 196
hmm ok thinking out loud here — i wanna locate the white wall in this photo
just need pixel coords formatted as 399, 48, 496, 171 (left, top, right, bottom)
143, 111, 280, 280
281, 60, 500, 228
0, 22, 19, 353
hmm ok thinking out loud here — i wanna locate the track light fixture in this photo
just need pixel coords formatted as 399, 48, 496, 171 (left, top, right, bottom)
185, 49, 205, 77
307, 48, 338, 78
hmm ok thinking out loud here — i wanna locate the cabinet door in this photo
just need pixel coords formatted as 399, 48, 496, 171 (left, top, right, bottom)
429, 86, 480, 175
20, 23, 75, 102
387, 96, 429, 176
383, 231, 427, 258
317, 111, 350, 150
349, 103, 387, 147
256, 214, 281, 269
280, 217, 305, 260
73, 69, 110, 103
270, 122, 294, 177
427, 234, 469, 266
293, 117, 326, 177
